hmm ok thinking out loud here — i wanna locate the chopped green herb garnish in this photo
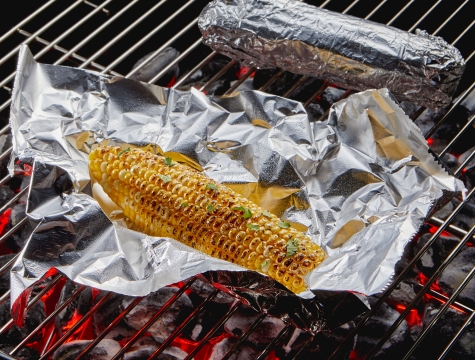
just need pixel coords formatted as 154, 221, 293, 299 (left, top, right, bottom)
278, 221, 291, 228
159, 175, 171, 183
286, 238, 299, 257
259, 259, 270, 269
206, 183, 218, 191
206, 204, 215, 212
246, 223, 260, 231
118, 147, 131, 158
181, 202, 189, 207
262, 210, 272, 218
233, 206, 252, 219
163, 156, 175, 166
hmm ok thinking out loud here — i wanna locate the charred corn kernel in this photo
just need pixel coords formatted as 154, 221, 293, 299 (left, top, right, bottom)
89, 146, 326, 293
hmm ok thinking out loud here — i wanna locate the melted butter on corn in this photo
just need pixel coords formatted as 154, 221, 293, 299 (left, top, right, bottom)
89, 146, 326, 293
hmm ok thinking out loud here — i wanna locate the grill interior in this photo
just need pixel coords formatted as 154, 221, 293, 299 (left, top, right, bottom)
1, 0, 475, 359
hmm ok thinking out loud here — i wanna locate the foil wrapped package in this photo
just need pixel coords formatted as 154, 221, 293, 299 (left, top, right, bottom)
9, 46, 464, 318
198, 0, 466, 109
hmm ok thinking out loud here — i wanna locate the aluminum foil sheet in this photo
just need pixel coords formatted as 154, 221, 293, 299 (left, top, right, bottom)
198, 0, 466, 109
9, 45, 464, 316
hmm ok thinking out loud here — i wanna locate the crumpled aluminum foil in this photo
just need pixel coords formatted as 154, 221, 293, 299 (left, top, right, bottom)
198, 0, 466, 109
9, 45, 464, 314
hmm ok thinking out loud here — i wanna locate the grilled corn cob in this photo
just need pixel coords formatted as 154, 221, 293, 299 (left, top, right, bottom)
89, 146, 326, 293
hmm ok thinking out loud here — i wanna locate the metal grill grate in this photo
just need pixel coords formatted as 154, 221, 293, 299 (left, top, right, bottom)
0, 0, 474, 359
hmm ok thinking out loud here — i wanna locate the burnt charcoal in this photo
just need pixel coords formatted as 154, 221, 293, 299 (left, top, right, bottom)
0, 254, 15, 293
9, 203, 31, 249
208, 337, 266, 360
130, 47, 180, 86
414, 232, 459, 276
0, 298, 45, 346
123, 287, 193, 343
306, 103, 325, 122
433, 199, 455, 220
123, 336, 157, 360
92, 292, 136, 341
353, 298, 409, 359
0, 186, 14, 209
52, 339, 121, 360
223, 307, 286, 349
0, 133, 12, 179
321, 87, 346, 105
124, 337, 187, 360
253, 69, 300, 95
188, 279, 234, 305
0, 344, 39, 360
441, 153, 458, 172
411, 302, 473, 359
179, 58, 240, 95
55, 280, 93, 337
183, 299, 234, 342
438, 246, 475, 309
461, 88, 475, 114
386, 281, 417, 307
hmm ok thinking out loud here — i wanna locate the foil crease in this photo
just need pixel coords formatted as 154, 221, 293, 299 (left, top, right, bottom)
9, 46, 464, 312
198, 0, 466, 109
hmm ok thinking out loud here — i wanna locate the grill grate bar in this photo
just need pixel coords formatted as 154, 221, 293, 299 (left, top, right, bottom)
149, 289, 220, 359
0, 0, 57, 44
199, 60, 237, 93
258, 69, 286, 92
0, 290, 10, 307
0, 217, 28, 247
256, 324, 292, 360
329, 186, 475, 359
423, 286, 475, 314
387, 0, 414, 26
425, 81, 475, 139
364, 0, 387, 20
438, 311, 475, 359
224, 67, 256, 95
366, 224, 475, 359
428, 217, 475, 242
82, 0, 171, 72
451, 18, 475, 46
17, 29, 122, 76
173, 51, 216, 89
404, 269, 475, 359
121, 1, 198, 77
148, 38, 202, 85
0, 254, 18, 277
408, 0, 442, 32
0, 0, 84, 67
455, 150, 475, 176
341, 0, 360, 15
433, 0, 469, 36
39, 292, 115, 360
0, 274, 63, 335
125, 17, 199, 79
303, 81, 330, 107
184, 301, 240, 360
9, 285, 87, 356
110, 277, 197, 360
283, 75, 309, 98
221, 313, 268, 360
53, 0, 138, 66
438, 113, 475, 158
77, 296, 144, 360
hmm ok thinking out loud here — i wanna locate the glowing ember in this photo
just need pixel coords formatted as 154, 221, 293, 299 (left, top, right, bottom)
394, 304, 422, 327
0, 208, 11, 236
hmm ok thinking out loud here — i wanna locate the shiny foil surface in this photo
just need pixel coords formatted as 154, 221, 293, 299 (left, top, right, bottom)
199, 0, 466, 109
9, 45, 464, 312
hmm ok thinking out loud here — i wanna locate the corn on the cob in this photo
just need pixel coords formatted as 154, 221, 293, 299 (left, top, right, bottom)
89, 146, 326, 293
